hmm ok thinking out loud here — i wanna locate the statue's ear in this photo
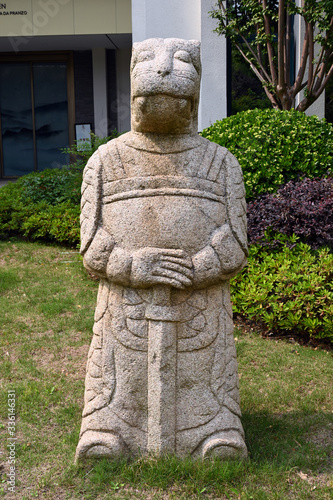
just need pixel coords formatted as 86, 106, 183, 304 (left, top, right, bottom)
189, 39, 201, 51
130, 43, 140, 72
185, 40, 201, 76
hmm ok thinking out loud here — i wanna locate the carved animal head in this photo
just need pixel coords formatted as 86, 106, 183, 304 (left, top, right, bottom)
130, 38, 201, 134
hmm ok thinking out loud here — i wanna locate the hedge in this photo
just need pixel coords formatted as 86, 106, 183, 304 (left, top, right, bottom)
0, 170, 80, 246
231, 237, 333, 342
201, 108, 333, 200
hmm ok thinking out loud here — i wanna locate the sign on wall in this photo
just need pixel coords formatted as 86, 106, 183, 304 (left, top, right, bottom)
0, 4, 28, 16
75, 124, 92, 152
0, 0, 131, 38
0, 1, 32, 37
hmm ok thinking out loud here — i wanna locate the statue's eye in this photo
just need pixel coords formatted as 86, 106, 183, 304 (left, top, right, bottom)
174, 50, 191, 63
136, 51, 155, 63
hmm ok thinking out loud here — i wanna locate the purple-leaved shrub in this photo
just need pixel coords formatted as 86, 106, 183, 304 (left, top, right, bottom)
247, 177, 333, 250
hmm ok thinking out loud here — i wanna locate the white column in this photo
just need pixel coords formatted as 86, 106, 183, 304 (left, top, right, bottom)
131, 0, 228, 130
92, 47, 108, 137
199, 0, 227, 130
132, 0, 201, 41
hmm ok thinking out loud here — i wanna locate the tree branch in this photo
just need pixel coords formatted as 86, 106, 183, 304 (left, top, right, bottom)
311, 18, 333, 92
285, 9, 291, 86
313, 60, 333, 97
234, 42, 268, 85
292, 21, 309, 96
277, 0, 286, 92
263, 84, 281, 109
216, 0, 273, 84
307, 22, 314, 93
313, 56, 330, 94
262, 0, 278, 85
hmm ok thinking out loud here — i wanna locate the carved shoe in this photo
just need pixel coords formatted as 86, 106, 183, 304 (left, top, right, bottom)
201, 430, 247, 460
75, 430, 127, 462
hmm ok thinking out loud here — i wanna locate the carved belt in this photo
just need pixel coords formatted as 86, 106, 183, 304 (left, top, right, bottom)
103, 176, 225, 204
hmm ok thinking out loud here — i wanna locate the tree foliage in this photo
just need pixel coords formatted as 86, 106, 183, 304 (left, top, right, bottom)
211, 1, 333, 112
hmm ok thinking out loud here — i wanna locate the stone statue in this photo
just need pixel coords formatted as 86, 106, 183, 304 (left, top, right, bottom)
75, 38, 248, 461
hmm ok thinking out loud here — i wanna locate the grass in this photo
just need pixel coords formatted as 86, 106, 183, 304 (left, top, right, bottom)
0, 239, 332, 499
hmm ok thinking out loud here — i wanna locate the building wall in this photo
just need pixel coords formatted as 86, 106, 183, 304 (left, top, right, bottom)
0, 0, 131, 38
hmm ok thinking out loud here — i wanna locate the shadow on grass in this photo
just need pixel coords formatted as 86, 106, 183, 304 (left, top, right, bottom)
243, 411, 332, 470
63, 411, 332, 498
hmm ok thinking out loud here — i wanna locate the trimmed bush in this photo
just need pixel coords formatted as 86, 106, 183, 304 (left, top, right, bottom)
201, 109, 333, 200
0, 131, 120, 246
20, 168, 82, 205
247, 176, 333, 250
231, 237, 333, 342
21, 203, 80, 245
0, 171, 80, 246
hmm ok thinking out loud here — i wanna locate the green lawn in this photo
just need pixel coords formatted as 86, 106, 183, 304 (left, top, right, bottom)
0, 239, 332, 499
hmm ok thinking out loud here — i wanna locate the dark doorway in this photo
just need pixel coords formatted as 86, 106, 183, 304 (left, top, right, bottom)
0, 53, 74, 178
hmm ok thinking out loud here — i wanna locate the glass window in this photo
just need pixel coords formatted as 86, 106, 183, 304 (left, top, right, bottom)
33, 63, 69, 171
0, 60, 70, 177
0, 64, 35, 177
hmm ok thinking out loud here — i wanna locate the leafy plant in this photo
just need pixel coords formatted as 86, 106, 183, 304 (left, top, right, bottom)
201, 109, 333, 199
247, 176, 333, 249
62, 131, 119, 171
0, 177, 80, 246
21, 203, 80, 245
20, 168, 82, 206
231, 237, 333, 341
0, 132, 121, 245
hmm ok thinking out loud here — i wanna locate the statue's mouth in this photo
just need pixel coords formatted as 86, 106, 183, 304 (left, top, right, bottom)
131, 94, 196, 134
132, 94, 196, 113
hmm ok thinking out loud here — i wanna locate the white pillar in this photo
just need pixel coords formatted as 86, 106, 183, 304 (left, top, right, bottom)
200, 0, 227, 130
92, 48, 108, 137
132, 0, 201, 40
131, 0, 228, 130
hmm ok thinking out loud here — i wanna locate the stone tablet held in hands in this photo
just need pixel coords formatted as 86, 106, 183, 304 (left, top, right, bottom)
75, 37, 248, 461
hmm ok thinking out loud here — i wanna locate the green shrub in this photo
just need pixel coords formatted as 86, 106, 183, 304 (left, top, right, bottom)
201, 109, 333, 200
0, 130, 121, 245
0, 132, 120, 245
20, 168, 82, 206
22, 203, 80, 245
0, 175, 80, 246
231, 235, 333, 342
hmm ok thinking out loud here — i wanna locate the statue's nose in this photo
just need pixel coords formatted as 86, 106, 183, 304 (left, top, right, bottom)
157, 67, 170, 77
156, 54, 172, 77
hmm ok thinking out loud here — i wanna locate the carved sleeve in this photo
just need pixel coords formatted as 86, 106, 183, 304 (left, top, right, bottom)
192, 149, 248, 288
80, 146, 116, 278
